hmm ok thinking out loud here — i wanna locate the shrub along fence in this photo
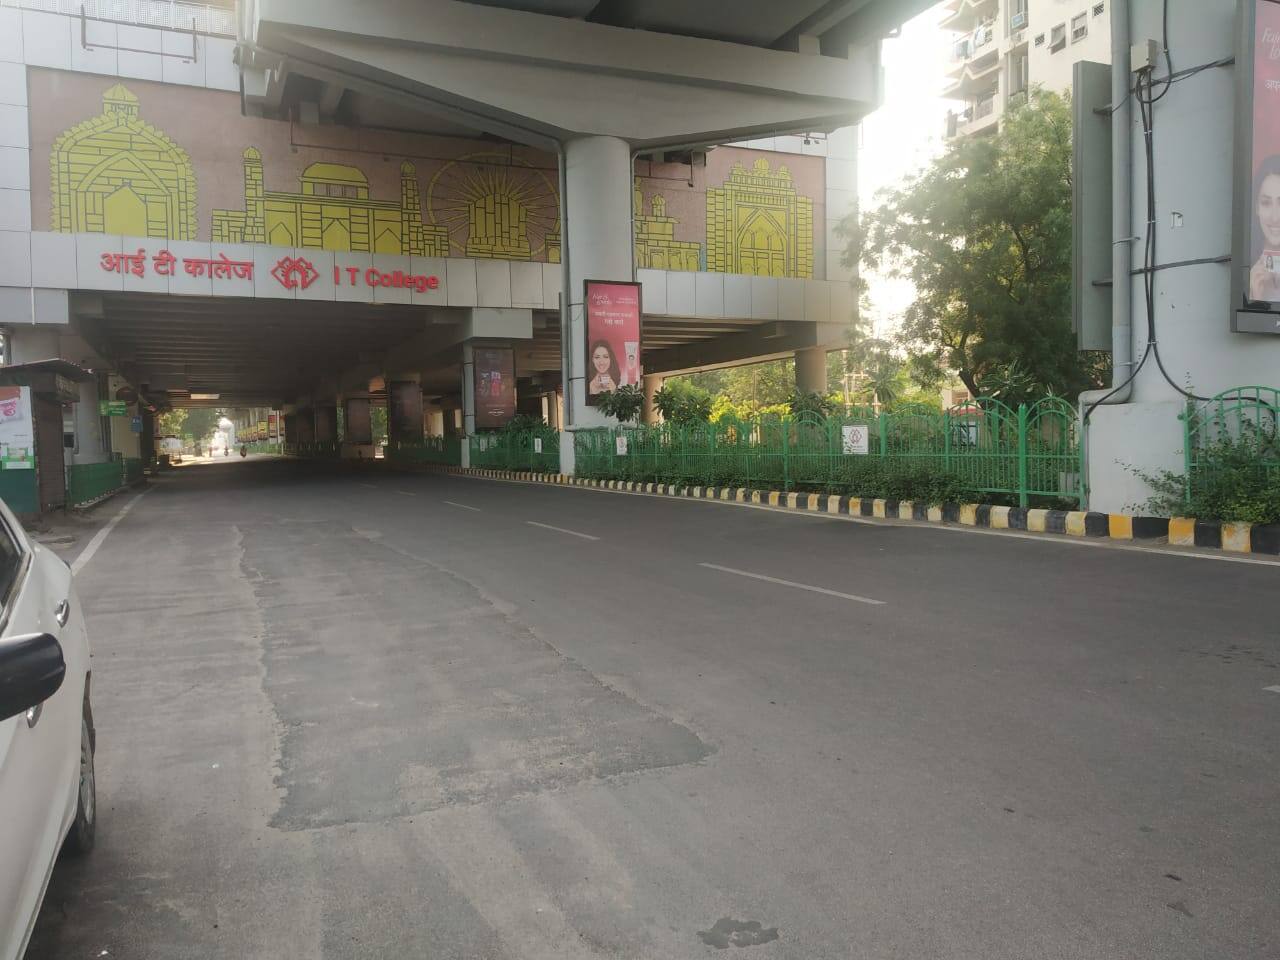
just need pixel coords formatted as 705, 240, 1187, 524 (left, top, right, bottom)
575, 399, 1082, 508
1176, 385, 1280, 523
469, 427, 561, 474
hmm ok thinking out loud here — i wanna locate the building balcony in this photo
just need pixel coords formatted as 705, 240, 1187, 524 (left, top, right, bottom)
941, 0, 998, 33
945, 91, 1003, 139
944, 54, 1000, 98
0, 0, 235, 35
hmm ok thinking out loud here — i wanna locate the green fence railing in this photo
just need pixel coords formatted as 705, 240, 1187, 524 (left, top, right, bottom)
469, 428, 561, 474
67, 460, 132, 507
1181, 385, 1280, 500
574, 399, 1082, 507
387, 436, 463, 466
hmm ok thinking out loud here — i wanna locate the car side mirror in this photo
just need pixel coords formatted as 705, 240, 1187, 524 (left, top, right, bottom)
0, 633, 65, 723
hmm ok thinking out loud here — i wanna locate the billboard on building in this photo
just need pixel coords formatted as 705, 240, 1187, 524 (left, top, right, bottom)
583, 280, 642, 406
473, 348, 516, 428
0, 387, 35, 469
1234, 0, 1280, 333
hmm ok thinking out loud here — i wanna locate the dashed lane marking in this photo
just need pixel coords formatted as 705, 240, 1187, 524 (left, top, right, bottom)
526, 521, 599, 541
698, 562, 885, 606
443, 500, 481, 512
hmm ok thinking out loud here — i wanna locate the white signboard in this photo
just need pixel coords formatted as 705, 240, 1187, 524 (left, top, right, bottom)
842, 423, 869, 456
0, 387, 34, 469
533, 437, 543, 454
615, 434, 629, 456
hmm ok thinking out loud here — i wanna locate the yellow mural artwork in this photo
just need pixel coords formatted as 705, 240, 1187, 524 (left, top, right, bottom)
632, 180, 701, 272
50, 83, 197, 239
212, 153, 449, 256
706, 158, 813, 279
426, 154, 559, 261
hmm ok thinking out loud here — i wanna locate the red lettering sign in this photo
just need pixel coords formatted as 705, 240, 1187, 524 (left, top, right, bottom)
332, 265, 440, 293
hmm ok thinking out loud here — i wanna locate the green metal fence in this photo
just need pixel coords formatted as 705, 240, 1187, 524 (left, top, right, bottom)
469, 428, 561, 473
1181, 386, 1280, 498
387, 436, 463, 466
66, 461, 131, 507
574, 399, 1082, 507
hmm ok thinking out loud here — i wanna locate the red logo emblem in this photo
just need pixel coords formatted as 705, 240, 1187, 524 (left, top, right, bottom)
271, 256, 319, 290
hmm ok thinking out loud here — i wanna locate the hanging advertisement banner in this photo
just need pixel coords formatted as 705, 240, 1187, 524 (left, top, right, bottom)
388, 382, 424, 442
583, 280, 642, 405
1234, 0, 1280, 332
345, 398, 372, 444
473, 347, 517, 428
0, 387, 35, 469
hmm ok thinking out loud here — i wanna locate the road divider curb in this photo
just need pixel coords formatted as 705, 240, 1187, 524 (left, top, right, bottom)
402, 465, 1280, 557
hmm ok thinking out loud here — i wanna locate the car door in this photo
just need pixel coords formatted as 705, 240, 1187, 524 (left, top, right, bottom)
0, 511, 81, 960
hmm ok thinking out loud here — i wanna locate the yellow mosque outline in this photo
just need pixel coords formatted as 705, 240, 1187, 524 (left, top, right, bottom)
211, 151, 449, 255
426, 153, 560, 261
50, 83, 197, 239
706, 157, 813, 279
632, 179, 701, 272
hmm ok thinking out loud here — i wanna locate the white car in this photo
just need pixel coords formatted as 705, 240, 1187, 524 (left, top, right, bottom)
0, 497, 95, 960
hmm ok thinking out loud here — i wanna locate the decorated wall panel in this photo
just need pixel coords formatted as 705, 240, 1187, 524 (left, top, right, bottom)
30, 69, 826, 279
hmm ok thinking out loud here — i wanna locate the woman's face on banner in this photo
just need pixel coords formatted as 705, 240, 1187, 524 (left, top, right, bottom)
1259, 173, 1280, 248
593, 345, 611, 374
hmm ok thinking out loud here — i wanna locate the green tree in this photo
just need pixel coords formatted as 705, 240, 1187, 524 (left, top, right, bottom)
156, 409, 187, 437
842, 89, 1102, 400
653, 379, 713, 424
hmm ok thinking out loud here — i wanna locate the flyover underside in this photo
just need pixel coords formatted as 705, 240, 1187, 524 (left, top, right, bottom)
70, 292, 781, 410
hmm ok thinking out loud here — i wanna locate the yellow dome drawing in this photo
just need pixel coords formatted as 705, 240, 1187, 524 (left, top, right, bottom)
50, 83, 197, 239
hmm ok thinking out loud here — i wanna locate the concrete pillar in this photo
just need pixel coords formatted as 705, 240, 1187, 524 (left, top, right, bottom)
642, 373, 664, 424
460, 343, 475, 468
295, 410, 315, 445
72, 380, 108, 464
795, 347, 828, 396
561, 135, 635, 474
7, 327, 59, 364
314, 404, 338, 443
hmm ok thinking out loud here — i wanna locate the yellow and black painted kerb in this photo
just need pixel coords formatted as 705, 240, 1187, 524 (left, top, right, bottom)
407, 465, 1280, 557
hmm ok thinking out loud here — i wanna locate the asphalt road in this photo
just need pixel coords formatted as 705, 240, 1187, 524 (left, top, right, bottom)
26, 458, 1280, 959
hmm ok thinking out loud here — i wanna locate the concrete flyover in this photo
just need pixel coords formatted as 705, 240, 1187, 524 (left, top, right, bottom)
0, 0, 936, 504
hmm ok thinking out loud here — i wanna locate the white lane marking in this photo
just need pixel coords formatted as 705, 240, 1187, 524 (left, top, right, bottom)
359, 483, 377, 489
443, 500, 481, 512
1265, 686, 1280, 694
71, 489, 150, 576
699, 562, 885, 606
526, 520, 599, 541
396, 490, 415, 496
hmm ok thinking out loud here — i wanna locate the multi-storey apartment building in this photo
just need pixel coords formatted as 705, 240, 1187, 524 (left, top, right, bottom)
944, 0, 1112, 138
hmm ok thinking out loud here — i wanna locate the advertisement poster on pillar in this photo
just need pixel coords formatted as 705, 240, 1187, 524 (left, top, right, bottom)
474, 348, 516, 429
584, 280, 642, 405
1236, 0, 1280, 328
0, 387, 34, 469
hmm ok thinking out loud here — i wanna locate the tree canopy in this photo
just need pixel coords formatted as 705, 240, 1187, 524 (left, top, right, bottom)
841, 89, 1105, 401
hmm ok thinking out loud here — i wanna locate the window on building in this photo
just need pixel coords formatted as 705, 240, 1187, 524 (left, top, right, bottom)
1072, 13, 1088, 42
1009, 0, 1027, 30
1093, 2, 1105, 15
1034, 32, 1045, 46
1009, 53, 1029, 95
1050, 23, 1067, 50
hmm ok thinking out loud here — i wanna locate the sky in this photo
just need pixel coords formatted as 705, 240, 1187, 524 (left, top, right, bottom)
856, 3, 958, 337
